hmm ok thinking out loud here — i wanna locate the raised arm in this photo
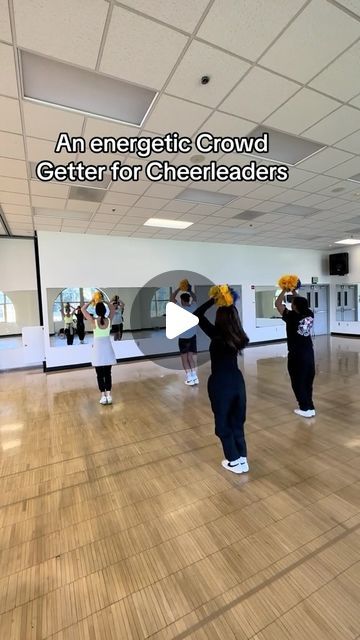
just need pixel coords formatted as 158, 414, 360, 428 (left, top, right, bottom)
275, 289, 287, 315
170, 287, 180, 303
108, 301, 116, 321
194, 298, 216, 339
81, 301, 95, 322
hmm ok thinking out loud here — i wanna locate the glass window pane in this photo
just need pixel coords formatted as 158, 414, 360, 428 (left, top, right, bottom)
6, 304, 16, 322
0, 292, 4, 304
62, 288, 80, 302
0, 306, 4, 322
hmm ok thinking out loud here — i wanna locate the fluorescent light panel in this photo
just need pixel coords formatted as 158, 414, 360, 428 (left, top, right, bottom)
335, 238, 360, 245
176, 188, 237, 205
233, 210, 266, 220
144, 218, 193, 229
248, 126, 325, 165
20, 51, 157, 126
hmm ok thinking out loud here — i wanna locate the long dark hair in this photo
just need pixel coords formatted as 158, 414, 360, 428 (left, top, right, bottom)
215, 305, 249, 352
95, 302, 106, 327
292, 296, 312, 317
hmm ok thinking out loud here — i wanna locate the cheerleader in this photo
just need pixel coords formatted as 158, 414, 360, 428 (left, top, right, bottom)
81, 299, 116, 404
194, 286, 249, 474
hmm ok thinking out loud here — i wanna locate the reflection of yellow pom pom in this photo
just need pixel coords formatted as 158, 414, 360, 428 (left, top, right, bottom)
179, 279, 190, 292
210, 284, 234, 307
278, 275, 299, 291
92, 290, 103, 305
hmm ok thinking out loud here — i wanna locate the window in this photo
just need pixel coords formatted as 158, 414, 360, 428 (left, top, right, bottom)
151, 287, 171, 318
53, 288, 107, 322
0, 292, 16, 323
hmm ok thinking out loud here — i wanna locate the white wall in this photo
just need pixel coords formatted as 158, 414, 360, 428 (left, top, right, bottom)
37, 231, 330, 368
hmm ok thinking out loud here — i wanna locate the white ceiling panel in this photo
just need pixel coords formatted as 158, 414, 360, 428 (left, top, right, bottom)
100, 6, 187, 89
5, 214, 33, 224
280, 167, 313, 187
265, 89, 339, 134
0, 132, 25, 160
116, 0, 209, 32
272, 189, 307, 203
31, 196, 66, 209
325, 156, 360, 179
350, 94, 360, 109
13, 0, 108, 68
161, 200, 195, 213
84, 117, 139, 142
0, 97, 22, 134
26, 137, 76, 163
291, 193, 329, 208
296, 175, 341, 192
66, 200, 98, 212
23, 102, 84, 141
144, 95, 211, 136
198, 0, 307, 61
297, 147, 354, 172
166, 41, 250, 108
309, 41, 360, 101
220, 67, 299, 122
30, 181, 69, 199
335, 129, 360, 154
260, 0, 360, 83
201, 112, 256, 138
303, 106, 360, 144
0, 191, 30, 206
333, 0, 360, 17
0, 43, 18, 99
0, 158, 27, 179
133, 196, 169, 210
144, 184, 183, 199
110, 180, 150, 196
250, 184, 285, 200
2, 204, 32, 215
103, 192, 139, 207
0, 0, 11, 42
0, 177, 28, 194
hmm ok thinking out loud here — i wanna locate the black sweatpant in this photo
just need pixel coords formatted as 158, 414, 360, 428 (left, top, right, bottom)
208, 372, 247, 462
287, 350, 315, 411
95, 366, 112, 392
65, 328, 74, 345
77, 325, 85, 341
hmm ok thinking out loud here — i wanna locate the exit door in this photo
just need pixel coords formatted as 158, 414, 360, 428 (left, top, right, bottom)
336, 285, 357, 322
300, 285, 329, 335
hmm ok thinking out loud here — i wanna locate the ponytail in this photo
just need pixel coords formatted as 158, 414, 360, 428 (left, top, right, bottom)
95, 302, 106, 326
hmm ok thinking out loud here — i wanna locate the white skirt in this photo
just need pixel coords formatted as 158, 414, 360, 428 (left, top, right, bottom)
91, 336, 117, 367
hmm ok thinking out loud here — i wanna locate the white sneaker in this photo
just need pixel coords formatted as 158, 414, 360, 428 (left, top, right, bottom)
185, 374, 195, 386
221, 459, 244, 474
239, 457, 249, 473
192, 375, 199, 385
294, 409, 315, 418
99, 395, 107, 405
106, 395, 112, 404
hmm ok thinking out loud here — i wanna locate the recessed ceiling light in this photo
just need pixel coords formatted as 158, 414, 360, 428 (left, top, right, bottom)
233, 210, 266, 220
175, 188, 237, 205
335, 238, 360, 245
248, 126, 325, 166
68, 186, 105, 203
144, 218, 193, 229
20, 51, 157, 126
348, 173, 360, 183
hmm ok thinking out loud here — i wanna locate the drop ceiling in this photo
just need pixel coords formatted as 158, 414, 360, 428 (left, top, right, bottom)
0, 0, 359, 249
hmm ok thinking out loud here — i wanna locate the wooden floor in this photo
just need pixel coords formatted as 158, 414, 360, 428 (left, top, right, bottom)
1, 336, 360, 640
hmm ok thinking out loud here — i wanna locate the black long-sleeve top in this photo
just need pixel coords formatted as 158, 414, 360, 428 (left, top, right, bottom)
194, 299, 241, 376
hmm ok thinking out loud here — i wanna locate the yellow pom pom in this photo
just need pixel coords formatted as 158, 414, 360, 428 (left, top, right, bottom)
209, 285, 220, 299
179, 279, 190, 292
278, 275, 299, 291
210, 284, 234, 306
92, 290, 103, 305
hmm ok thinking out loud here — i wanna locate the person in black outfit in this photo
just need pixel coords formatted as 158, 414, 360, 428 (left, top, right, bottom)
275, 289, 315, 418
74, 306, 85, 343
194, 291, 249, 474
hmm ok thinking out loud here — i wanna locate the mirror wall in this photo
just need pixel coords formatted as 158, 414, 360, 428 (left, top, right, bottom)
0, 290, 39, 350
255, 286, 284, 328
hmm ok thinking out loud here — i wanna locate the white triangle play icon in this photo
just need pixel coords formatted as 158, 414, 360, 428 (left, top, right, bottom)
165, 302, 199, 340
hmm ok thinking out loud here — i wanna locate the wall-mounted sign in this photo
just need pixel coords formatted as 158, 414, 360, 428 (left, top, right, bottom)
311, 277, 319, 284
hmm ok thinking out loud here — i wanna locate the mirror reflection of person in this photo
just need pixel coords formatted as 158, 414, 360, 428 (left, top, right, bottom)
74, 305, 85, 344
61, 304, 75, 345
275, 288, 316, 418
171, 286, 198, 385
111, 296, 125, 341
82, 300, 116, 405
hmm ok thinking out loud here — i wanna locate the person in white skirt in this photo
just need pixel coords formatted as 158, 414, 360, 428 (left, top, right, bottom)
81, 300, 116, 404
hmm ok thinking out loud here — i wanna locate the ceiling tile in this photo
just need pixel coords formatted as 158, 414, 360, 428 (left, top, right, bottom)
265, 89, 339, 134
0, 132, 25, 160
260, 0, 360, 83
2, 204, 32, 215
0, 43, 18, 99
115, 0, 209, 32
0, 96, 22, 134
13, 0, 108, 68
272, 189, 306, 203
0, 177, 28, 194
281, 167, 313, 187
110, 180, 150, 196
296, 175, 341, 192
309, 41, 360, 101
65, 199, 98, 212
133, 196, 169, 210
166, 41, 250, 108
32, 196, 66, 209
100, 6, 187, 89
0, 191, 30, 206
350, 94, 360, 109
201, 112, 256, 139
161, 200, 195, 213
84, 117, 139, 142
325, 156, 360, 179
26, 137, 76, 163
220, 67, 300, 122
333, 0, 360, 17
30, 181, 69, 199
198, 0, 307, 61
0, 0, 12, 42
5, 214, 33, 224
145, 95, 211, 136
23, 101, 84, 141
98, 203, 139, 215
291, 193, 329, 207
218, 180, 260, 196
0, 157, 27, 179
103, 192, 139, 207
303, 106, 360, 144
296, 147, 354, 172
250, 185, 285, 200
335, 129, 360, 154
143, 184, 183, 199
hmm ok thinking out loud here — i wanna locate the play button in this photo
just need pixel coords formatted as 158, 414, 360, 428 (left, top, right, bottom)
165, 302, 199, 340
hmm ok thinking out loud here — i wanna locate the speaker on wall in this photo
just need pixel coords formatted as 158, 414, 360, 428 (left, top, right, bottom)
329, 252, 349, 276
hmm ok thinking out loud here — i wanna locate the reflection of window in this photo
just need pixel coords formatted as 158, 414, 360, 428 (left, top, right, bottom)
151, 287, 171, 318
0, 291, 16, 323
53, 288, 106, 322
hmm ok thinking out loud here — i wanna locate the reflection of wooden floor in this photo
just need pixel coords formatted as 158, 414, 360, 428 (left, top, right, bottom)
0, 336, 360, 639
